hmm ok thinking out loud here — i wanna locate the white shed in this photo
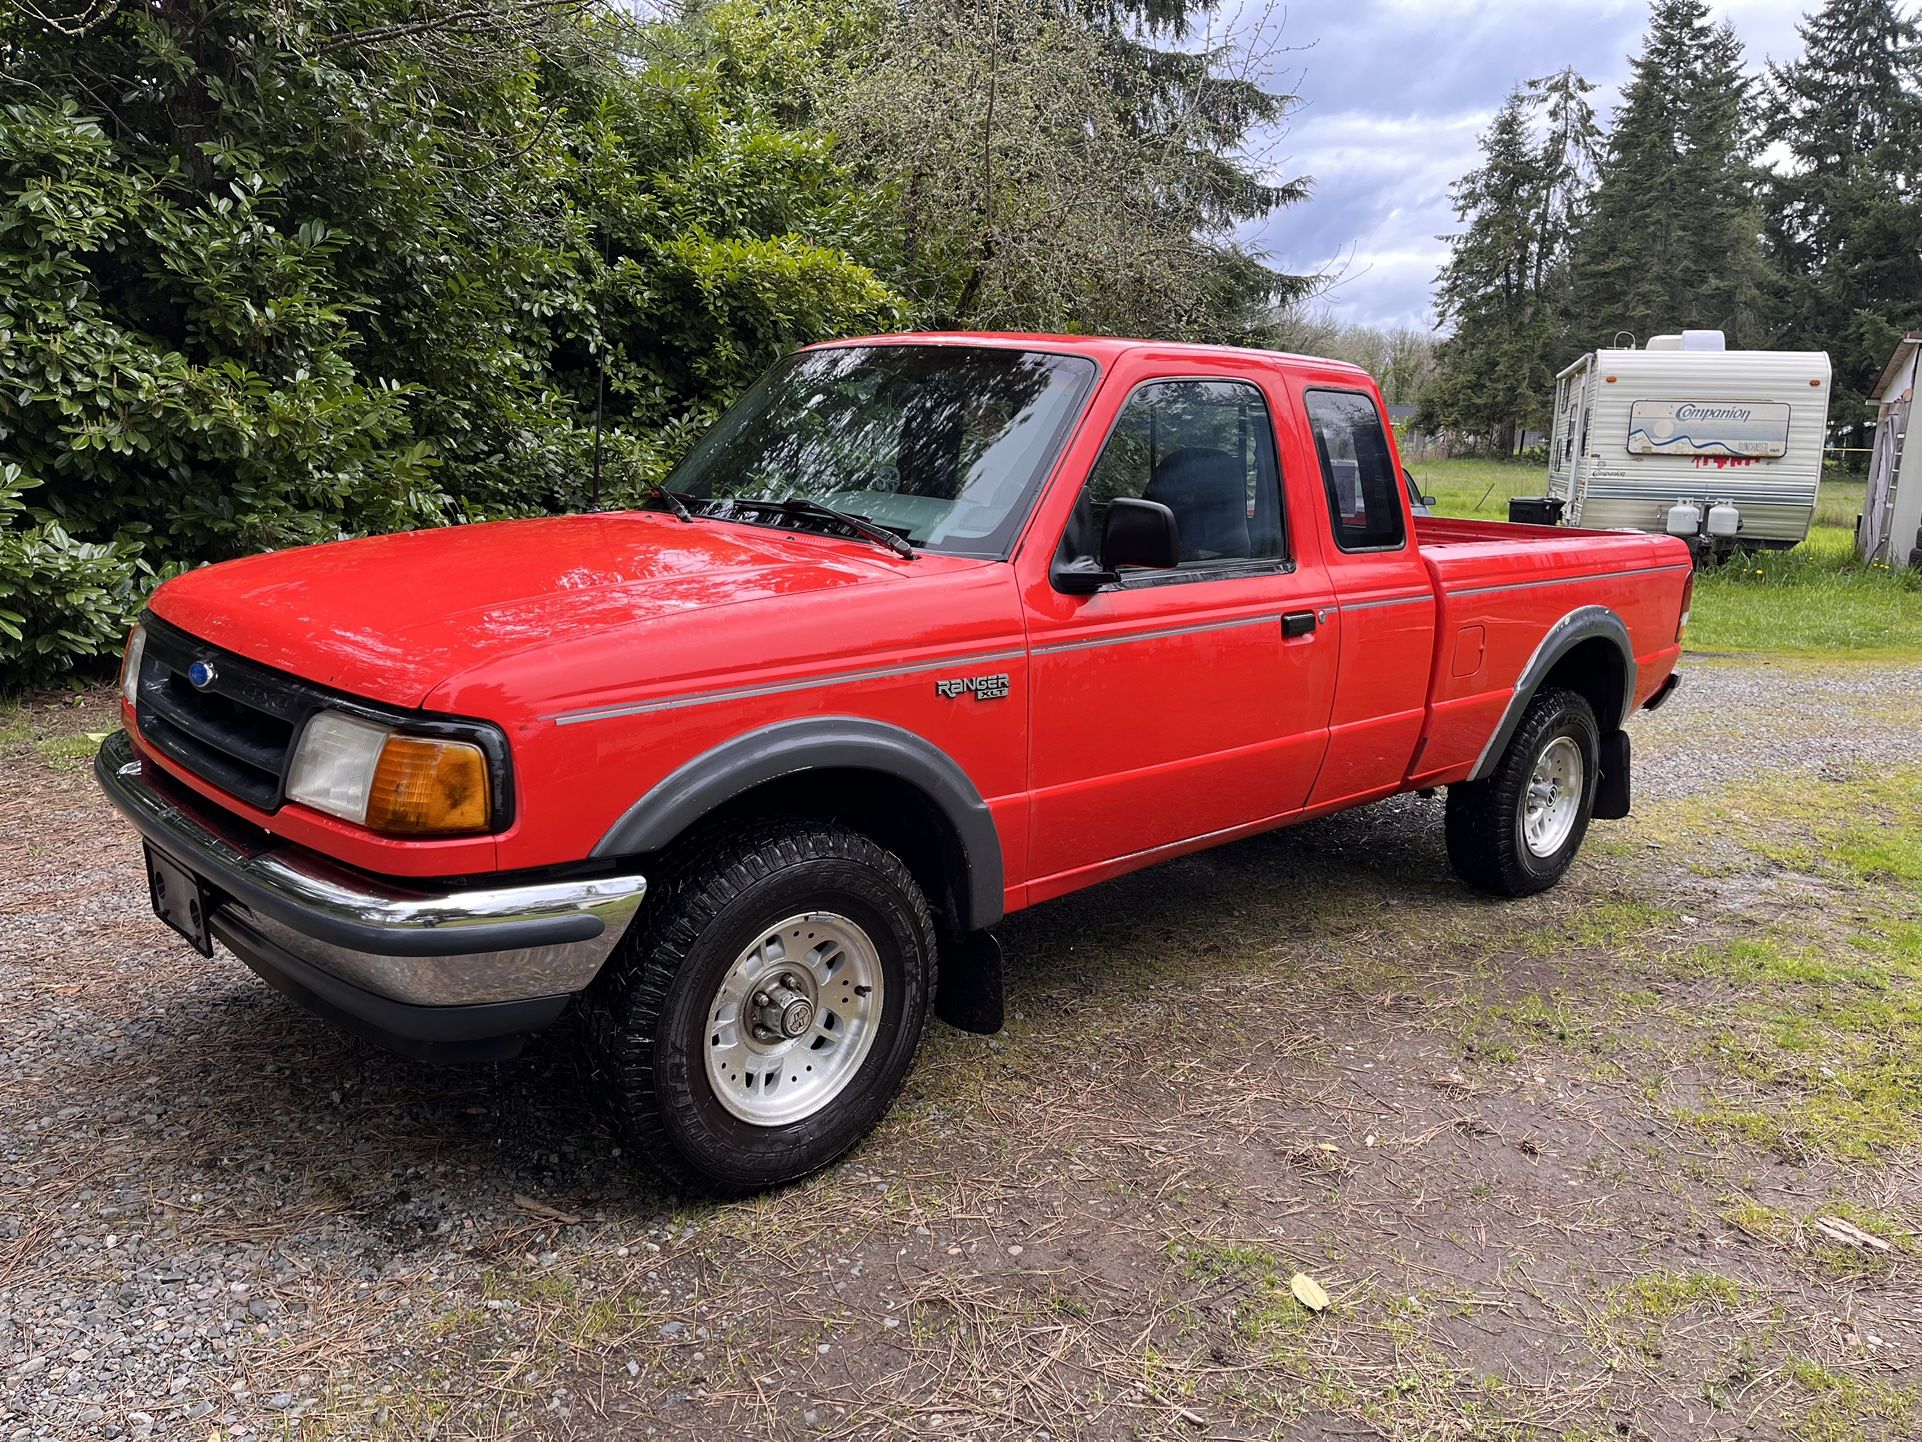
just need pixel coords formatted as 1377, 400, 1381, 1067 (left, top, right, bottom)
1862, 334, 1922, 569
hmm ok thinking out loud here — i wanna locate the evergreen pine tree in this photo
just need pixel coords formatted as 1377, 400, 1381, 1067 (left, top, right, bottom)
1423, 92, 1540, 450
1528, 68, 1601, 396
1764, 0, 1922, 418
1571, 0, 1767, 347
1421, 69, 1597, 449
1081, 0, 1307, 242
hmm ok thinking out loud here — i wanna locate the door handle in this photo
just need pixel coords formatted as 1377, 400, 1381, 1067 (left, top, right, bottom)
1281, 611, 1317, 638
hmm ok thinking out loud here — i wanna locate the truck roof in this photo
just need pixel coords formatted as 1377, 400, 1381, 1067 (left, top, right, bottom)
812, 331, 1376, 383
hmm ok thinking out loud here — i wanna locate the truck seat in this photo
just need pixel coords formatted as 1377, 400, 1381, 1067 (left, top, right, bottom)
1146, 447, 1250, 562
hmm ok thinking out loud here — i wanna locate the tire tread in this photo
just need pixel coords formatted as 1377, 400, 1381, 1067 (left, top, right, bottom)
1445, 686, 1598, 898
581, 821, 936, 1194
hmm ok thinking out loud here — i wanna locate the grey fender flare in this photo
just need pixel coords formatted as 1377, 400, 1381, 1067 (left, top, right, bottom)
1467, 606, 1636, 782
591, 717, 1005, 930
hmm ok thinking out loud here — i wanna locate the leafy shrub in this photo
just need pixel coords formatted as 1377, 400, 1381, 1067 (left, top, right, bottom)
0, 2, 904, 688
0, 466, 146, 686
0, 526, 146, 686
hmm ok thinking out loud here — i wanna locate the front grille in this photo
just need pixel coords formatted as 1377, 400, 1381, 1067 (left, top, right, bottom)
133, 615, 516, 832
136, 620, 310, 811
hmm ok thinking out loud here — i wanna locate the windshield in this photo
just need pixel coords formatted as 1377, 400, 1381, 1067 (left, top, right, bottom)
665, 344, 1098, 556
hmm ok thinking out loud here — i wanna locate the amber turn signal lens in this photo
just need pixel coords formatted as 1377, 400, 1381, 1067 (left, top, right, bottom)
365, 737, 491, 836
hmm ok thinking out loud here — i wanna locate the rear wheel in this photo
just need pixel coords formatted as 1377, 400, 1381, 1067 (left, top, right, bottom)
583, 822, 936, 1193
1445, 687, 1600, 897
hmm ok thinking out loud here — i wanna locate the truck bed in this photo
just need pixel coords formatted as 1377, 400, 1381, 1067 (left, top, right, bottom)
1415, 515, 1590, 549
1407, 515, 1692, 789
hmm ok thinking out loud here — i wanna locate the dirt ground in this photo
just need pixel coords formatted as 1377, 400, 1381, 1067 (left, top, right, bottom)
1, 655, 1919, 1441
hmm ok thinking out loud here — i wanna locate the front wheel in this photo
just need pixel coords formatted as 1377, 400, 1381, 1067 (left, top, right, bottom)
1445, 687, 1600, 897
583, 823, 936, 1193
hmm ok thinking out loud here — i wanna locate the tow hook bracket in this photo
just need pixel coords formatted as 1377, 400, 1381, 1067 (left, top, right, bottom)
936, 928, 1004, 1035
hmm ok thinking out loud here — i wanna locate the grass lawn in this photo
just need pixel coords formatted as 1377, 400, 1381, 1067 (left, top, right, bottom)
0, 690, 119, 768
1404, 456, 1545, 521
1407, 457, 1922, 657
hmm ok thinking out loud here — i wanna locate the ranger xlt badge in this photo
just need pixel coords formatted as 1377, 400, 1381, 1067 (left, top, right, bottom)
936, 673, 1010, 701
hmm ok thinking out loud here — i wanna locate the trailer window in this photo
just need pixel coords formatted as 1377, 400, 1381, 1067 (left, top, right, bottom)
1556, 377, 1576, 466
1305, 389, 1405, 551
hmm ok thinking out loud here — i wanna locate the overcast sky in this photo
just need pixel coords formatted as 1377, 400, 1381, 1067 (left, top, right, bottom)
1241, 0, 1814, 333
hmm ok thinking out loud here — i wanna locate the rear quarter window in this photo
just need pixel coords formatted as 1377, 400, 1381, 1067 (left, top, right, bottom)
1305, 388, 1406, 552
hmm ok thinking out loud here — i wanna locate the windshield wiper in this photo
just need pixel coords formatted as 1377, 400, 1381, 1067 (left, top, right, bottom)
645, 485, 699, 523
775, 497, 916, 559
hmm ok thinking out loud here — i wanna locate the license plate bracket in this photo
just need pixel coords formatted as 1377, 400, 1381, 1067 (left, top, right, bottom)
144, 844, 214, 957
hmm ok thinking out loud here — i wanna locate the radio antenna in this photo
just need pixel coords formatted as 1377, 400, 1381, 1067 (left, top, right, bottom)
589, 214, 610, 512
590, 347, 605, 512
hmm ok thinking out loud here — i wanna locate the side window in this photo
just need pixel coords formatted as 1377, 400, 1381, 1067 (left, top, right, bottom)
1306, 388, 1406, 551
1067, 379, 1284, 569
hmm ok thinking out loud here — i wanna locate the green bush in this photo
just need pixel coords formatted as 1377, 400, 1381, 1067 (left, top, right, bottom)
1, 0, 1296, 689
0, 465, 147, 685
0, 1, 904, 688
0, 525, 146, 685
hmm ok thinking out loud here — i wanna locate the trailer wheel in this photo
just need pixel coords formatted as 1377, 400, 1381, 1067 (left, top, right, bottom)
1445, 687, 1600, 897
582, 822, 936, 1194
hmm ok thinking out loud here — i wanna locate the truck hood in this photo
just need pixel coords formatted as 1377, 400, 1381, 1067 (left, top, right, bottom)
147, 512, 932, 709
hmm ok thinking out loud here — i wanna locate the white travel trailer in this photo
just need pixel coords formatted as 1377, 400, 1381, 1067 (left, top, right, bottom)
1530, 331, 1832, 557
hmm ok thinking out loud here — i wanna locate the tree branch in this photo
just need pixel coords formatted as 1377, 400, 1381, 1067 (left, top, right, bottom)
314, 0, 598, 55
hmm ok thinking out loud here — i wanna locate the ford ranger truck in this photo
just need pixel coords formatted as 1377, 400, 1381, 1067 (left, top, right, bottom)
96, 334, 1690, 1192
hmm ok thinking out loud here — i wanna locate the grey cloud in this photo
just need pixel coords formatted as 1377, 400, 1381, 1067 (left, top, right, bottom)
1241, 0, 1812, 330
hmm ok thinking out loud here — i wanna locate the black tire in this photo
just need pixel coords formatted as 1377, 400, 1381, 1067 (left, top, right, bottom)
582, 822, 936, 1194
1445, 687, 1600, 898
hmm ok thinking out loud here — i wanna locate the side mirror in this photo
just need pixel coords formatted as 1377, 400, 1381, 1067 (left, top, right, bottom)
1402, 467, 1436, 507
1102, 497, 1180, 570
1052, 497, 1181, 594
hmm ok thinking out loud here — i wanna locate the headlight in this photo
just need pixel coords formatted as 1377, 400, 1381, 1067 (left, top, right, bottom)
120, 624, 147, 706
286, 711, 389, 822
286, 710, 492, 836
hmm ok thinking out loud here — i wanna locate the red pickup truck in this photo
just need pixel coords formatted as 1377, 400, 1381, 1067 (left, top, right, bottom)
97, 334, 1690, 1191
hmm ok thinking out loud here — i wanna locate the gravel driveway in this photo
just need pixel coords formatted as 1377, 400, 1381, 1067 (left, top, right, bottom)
3, 653, 1919, 1440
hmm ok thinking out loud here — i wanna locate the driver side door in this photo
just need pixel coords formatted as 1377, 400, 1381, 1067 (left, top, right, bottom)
1021, 370, 1338, 900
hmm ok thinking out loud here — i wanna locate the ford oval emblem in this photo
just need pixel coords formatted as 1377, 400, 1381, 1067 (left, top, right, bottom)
187, 660, 218, 690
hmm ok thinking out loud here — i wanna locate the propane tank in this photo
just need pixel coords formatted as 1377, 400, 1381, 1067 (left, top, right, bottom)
1665, 501, 1702, 538
1706, 504, 1741, 539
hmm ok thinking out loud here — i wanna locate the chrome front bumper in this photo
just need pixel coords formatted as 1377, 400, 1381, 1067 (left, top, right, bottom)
95, 731, 647, 1060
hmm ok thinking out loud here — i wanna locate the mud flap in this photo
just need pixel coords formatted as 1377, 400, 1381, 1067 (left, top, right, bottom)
935, 928, 1004, 1034
1594, 730, 1631, 820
